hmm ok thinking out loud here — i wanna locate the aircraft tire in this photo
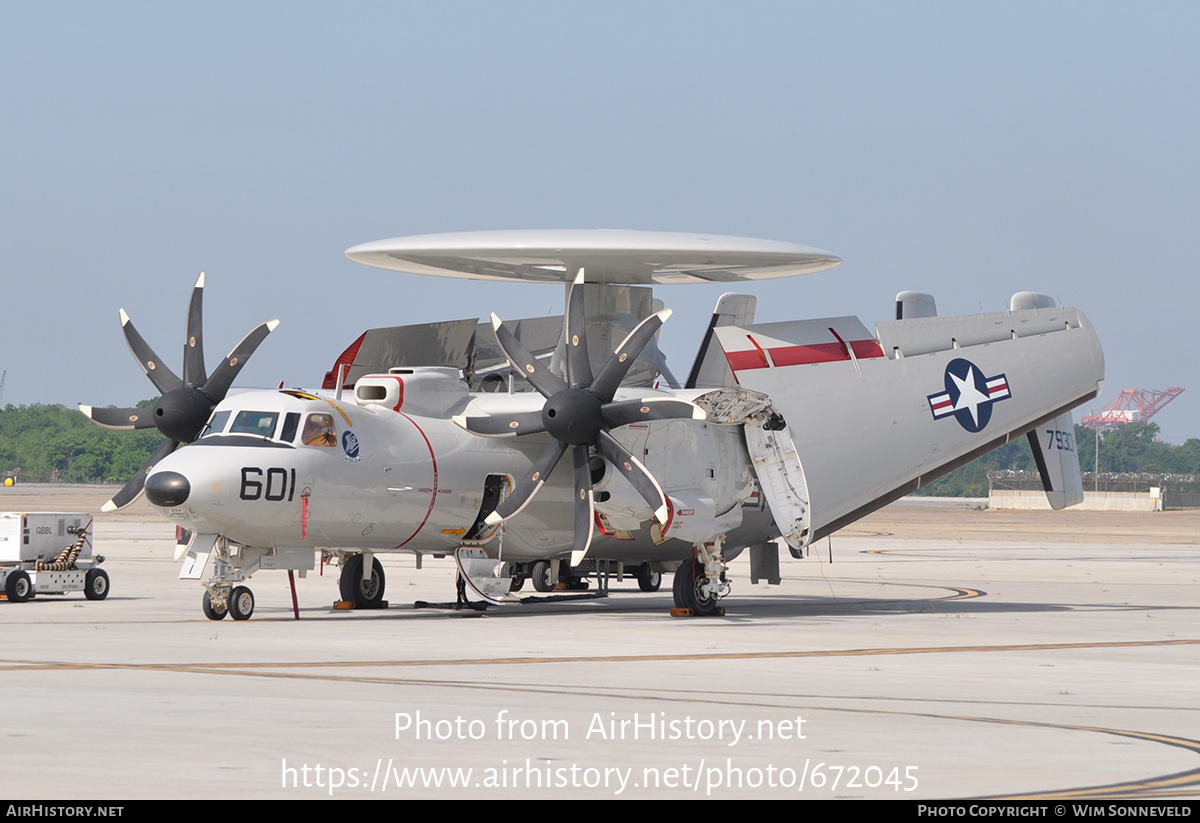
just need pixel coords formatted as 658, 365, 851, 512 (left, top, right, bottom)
340, 554, 386, 608
531, 560, 554, 593
636, 563, 661, 592
6, 570, 32, 603
504, 564, 526, 592
84, 568, 110, 601
673, 559, 719, 615
671, 561, 689, 608
229, 586, 255, 621
202, 591, 228, 620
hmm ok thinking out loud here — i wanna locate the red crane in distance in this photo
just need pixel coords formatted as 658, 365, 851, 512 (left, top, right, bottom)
1080, 387, 1185, 432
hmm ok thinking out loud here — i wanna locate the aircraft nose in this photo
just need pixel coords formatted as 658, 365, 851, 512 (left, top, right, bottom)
145, 471, 191, 507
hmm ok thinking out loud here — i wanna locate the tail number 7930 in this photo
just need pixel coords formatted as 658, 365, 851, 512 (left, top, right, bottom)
1043, 429, 1075, 453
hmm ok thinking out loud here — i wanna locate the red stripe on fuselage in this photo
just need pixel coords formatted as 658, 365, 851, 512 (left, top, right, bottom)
393, 413, 438, 549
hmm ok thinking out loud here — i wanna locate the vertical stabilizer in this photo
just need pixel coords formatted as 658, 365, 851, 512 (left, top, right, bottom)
1027, 413, 1085, 510
686, 294, 757, 388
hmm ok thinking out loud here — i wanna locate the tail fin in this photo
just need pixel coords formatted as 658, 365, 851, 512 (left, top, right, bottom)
1027, 413, 1085, 509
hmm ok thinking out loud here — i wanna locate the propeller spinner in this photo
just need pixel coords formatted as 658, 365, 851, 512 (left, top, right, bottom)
455, 270, 704, 565
80, 273, 279, 511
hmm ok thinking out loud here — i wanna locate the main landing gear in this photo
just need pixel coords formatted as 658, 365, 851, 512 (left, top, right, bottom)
338, 553, 387, 609
636, 562, 662, 592
671, 541, 729, 616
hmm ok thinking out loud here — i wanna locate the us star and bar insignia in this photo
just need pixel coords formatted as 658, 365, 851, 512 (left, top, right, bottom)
928, 357, 1011, 433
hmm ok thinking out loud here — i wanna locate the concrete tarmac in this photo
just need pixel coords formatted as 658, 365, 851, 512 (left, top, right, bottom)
1, 485, 1197, 800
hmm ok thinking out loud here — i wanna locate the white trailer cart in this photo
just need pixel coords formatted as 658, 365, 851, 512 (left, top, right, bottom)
0, 513, 108, 602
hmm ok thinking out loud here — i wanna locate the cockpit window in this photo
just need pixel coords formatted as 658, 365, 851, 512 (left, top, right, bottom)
230, 411, 280, 439
280, 412, 300, 443
200, 410, 231, 438
301, 413, 337, 447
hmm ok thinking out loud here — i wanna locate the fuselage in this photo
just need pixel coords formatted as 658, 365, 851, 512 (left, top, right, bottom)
145, 386, 771, 563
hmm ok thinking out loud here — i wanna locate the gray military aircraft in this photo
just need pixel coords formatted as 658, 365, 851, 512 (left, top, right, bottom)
82, 230, 1104, 620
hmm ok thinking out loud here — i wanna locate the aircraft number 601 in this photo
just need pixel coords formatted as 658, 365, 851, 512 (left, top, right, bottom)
240, 467, 297, 502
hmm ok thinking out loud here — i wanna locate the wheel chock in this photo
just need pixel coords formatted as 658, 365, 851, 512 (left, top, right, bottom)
669, 606, 726, 618
334, 600, 389, 610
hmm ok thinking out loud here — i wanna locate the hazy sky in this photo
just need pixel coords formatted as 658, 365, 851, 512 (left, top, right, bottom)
3, 2, 1198, 440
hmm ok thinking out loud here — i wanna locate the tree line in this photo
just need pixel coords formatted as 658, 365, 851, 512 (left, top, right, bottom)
0, 402, 161, 483
916, 422, 1200, 497
3, 401, 1199, 495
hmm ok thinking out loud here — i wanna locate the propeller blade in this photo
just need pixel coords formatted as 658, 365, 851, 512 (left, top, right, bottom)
78, 405, 157, 431
201, 319, 280, 401
491, 313, 568, 400
120, 309, 183, 395
182, 272, 207, 387
100, 437, 179, 512
485, 438, 569, 524
601, 397, 706, 429
595, 429, 669, 524
565, 269, 593, 389
590, 308, 672, 402
452, 410, 546, 438
570, 444, 596, 566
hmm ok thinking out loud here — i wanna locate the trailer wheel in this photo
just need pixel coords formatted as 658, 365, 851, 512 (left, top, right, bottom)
5, 570, 32, 603
229, 586, 255, 621
84, 568, 110, 601
202, 591, 228, 620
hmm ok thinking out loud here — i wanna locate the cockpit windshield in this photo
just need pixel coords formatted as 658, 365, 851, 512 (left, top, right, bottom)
196, 406, 327, 446
230, 411, 280, 439
200, 410, 231, 438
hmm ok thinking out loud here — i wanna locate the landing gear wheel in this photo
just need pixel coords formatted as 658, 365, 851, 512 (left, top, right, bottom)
531, 560, 554, 593
636, 563, 662, 592
503, 563, 526, 592
202, 591, 228, 620
5, 570, 32, 603
339, 554, 386, 608
672, 558, 719, 615
84, 568, 110, 601
229, 586, 255, 620
671, 560, 689, 606
561, 567, 588, 590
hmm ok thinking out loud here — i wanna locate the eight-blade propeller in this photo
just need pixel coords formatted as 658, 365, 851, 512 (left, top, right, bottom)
80, 274, 279, 511
455, 270, 704, 565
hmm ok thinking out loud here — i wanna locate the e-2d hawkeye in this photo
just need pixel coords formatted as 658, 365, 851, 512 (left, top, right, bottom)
82, 231, 1104, 620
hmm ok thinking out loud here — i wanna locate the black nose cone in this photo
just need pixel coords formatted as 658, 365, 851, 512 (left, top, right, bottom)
145, 471, 190, 507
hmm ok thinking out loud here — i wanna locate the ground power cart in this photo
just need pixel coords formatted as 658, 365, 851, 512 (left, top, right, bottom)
0, 513, 108, 602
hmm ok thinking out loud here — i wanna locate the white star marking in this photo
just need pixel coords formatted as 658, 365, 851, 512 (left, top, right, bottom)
950, 366, 991, 426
